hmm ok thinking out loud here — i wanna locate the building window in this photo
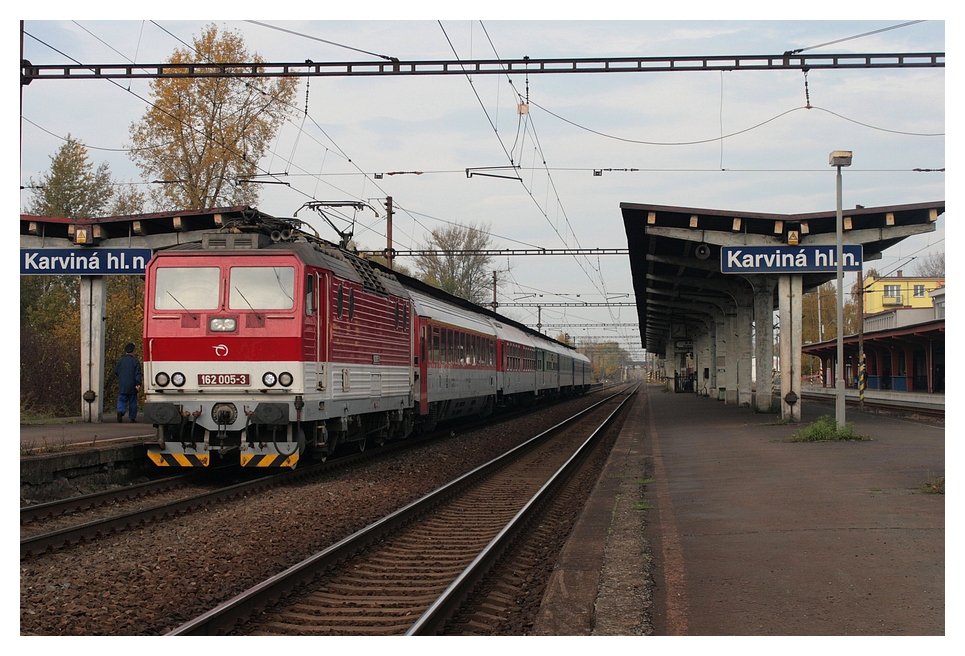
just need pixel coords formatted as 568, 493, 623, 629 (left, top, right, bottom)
883, 284, 900, 298
914, 285, 925, 297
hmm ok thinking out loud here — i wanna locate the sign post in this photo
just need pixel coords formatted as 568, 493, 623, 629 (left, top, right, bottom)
21, 248, 154, 422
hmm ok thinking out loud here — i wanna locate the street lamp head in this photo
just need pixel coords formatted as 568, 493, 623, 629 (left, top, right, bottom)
829, 150, 853, 167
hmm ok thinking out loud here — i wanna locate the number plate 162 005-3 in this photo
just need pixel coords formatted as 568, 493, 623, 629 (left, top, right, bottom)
198, 373, 250, 386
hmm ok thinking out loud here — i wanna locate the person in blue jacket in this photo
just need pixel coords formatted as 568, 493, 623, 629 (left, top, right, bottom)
114, 343, 142, 422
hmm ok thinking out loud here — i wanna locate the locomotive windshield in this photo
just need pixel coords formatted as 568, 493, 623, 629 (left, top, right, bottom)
229, 266, 295, 310
154, 267, 220, 310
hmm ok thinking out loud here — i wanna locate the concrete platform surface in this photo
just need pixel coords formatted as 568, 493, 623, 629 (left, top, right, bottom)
21, 418, 155, 452
535, 384, 945, 636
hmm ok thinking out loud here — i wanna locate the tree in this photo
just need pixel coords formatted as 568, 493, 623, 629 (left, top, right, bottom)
414, 222, 495, 305
578, 340, 630, 382
129, 23, 297, 210
913, 251, 945, 277
21, 276, 80, 416
26, 135, 113, 218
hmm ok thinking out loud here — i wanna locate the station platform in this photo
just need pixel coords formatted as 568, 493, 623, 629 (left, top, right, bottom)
534, 383, 945, 636
20, 419, 158, 503
20, 417, 155, 452
799, 383, 944, 411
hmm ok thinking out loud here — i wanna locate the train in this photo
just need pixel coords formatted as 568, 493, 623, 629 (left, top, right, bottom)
142, 217, 591, 468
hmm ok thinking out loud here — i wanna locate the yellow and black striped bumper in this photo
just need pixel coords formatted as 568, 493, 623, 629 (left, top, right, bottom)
147, 450, 210, 467
240, 453, 299, 467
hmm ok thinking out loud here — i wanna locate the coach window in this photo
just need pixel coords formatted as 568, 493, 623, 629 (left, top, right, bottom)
432, 327, 440, 362
229, 266, 294, 310
305, 274, 314, 316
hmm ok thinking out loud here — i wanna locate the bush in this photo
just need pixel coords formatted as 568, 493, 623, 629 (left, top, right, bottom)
787, 415, 870, 442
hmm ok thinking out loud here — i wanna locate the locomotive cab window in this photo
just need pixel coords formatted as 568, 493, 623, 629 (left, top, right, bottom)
155, 267, 220, 310
229, 267, 295, 310
305, 274, 315, 316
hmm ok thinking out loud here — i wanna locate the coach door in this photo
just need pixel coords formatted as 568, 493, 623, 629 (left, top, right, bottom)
418, 321, 429, 414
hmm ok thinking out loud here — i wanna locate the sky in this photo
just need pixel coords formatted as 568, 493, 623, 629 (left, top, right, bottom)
14, 12, 948, 360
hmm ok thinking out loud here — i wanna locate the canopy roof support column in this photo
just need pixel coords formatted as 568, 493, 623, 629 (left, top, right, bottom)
778, 274, 804, 422
737, 299, 754, 407
752, 277, 777, 413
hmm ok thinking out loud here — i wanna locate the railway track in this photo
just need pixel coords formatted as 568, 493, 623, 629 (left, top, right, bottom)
169, 387, 636, 636
19, 434, 435, 559
20, 474, 192, 526
20, 392, 609, 560
796, 391, 944, 419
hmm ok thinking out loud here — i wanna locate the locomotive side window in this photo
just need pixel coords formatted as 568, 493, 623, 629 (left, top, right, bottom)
155, 267, 220, 310
229, 267, 295, 310
305, 274, 314, 316
337, 285, 344, 318
349, 289, 355, 320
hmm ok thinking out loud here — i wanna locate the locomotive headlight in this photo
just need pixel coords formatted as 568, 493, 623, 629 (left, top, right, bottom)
210, 317, 237, 332
171, 372, 186, 387
262, 372, 277, 387
279, 372, 294, 387
155, 372, 170, 387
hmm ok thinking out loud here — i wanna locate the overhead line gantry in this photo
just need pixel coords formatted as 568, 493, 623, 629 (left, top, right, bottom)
21, 52, 943, 84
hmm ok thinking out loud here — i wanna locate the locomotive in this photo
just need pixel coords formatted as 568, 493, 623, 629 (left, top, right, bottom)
142, 217, 591, 468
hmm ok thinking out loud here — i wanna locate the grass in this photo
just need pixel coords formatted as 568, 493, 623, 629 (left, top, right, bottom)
636, 478, 656, 485
921, 472, 944, 495
784, 415, 871, 442
20, 436, 72, 456
631, 500, 654, 511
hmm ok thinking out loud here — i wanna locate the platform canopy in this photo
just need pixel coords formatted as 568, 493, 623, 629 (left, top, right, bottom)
621, 201, 944, 353
20, 206, 283, 251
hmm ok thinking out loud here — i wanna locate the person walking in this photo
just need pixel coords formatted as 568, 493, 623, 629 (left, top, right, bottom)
114, 342, 142, 422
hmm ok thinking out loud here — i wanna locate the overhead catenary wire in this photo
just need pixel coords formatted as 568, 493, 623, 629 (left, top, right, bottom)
788, 20, 927, 54
21, 19, 943, 341
529, 100, 943, 145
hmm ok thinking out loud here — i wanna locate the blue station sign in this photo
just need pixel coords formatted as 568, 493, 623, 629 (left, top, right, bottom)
21, 248, 153, 275
720, 245, 863, 274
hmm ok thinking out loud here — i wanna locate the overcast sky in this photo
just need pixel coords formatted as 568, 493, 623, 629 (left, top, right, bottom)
15, 13, 947, 356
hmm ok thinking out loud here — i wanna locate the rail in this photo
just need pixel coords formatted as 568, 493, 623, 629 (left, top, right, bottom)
168, 388, 633, 635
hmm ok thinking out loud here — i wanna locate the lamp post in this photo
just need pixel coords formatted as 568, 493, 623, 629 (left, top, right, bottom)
830, 150, 853, 428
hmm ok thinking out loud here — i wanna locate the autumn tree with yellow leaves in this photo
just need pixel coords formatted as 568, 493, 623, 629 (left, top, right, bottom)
129, 24, 298, 210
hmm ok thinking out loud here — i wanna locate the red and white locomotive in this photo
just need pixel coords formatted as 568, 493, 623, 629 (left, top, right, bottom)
143, 220, 590, 468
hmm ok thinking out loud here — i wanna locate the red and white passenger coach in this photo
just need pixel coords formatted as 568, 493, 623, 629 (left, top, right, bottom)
142, 224, 590, 468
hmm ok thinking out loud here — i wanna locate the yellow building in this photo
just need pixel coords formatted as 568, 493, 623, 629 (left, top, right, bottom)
862, 271, 945, 315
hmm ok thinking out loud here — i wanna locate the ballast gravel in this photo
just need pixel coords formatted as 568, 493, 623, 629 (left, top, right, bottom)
20, 392, 611, 636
